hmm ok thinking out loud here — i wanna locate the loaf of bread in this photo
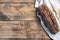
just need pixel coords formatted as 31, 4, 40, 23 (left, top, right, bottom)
38, 4, 59, 34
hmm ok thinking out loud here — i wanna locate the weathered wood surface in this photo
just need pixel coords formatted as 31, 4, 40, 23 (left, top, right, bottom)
0, 21, 47, 38
0, 4, 36, 21
0, 0, 35, 3
0, 0, 50, 40
0, 38, 51, 40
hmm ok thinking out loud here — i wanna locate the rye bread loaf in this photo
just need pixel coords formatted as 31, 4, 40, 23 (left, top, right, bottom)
38, 4, 59, 34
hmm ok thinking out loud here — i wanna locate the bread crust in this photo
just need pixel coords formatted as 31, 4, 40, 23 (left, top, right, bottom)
38, 4, 59, 34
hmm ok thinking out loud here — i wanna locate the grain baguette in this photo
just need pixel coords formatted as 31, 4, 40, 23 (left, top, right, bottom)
38, 4, 59, 34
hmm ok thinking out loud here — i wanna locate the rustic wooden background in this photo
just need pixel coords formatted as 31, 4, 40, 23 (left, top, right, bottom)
0, 0, 50, 40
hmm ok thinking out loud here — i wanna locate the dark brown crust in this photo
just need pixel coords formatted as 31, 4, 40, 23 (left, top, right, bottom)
38, 4, 59, 34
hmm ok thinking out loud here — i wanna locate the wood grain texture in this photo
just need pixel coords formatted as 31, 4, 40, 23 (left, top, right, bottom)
0, 21, 50, 39
0, 0, 50, 40
0, 0, 35, 3
0, 4, 36, 21
0, 38, 51, 40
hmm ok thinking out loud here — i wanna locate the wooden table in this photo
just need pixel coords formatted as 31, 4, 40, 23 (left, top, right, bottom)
0, 0, 50, 40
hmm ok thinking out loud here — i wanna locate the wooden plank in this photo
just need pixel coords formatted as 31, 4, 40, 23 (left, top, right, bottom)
0, 21, 26, 38
0, 21, 50, 39
0, 4, 36, 21
0, 38, 51, 40
0, 0, 50, 40
0, 0, 35, 3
